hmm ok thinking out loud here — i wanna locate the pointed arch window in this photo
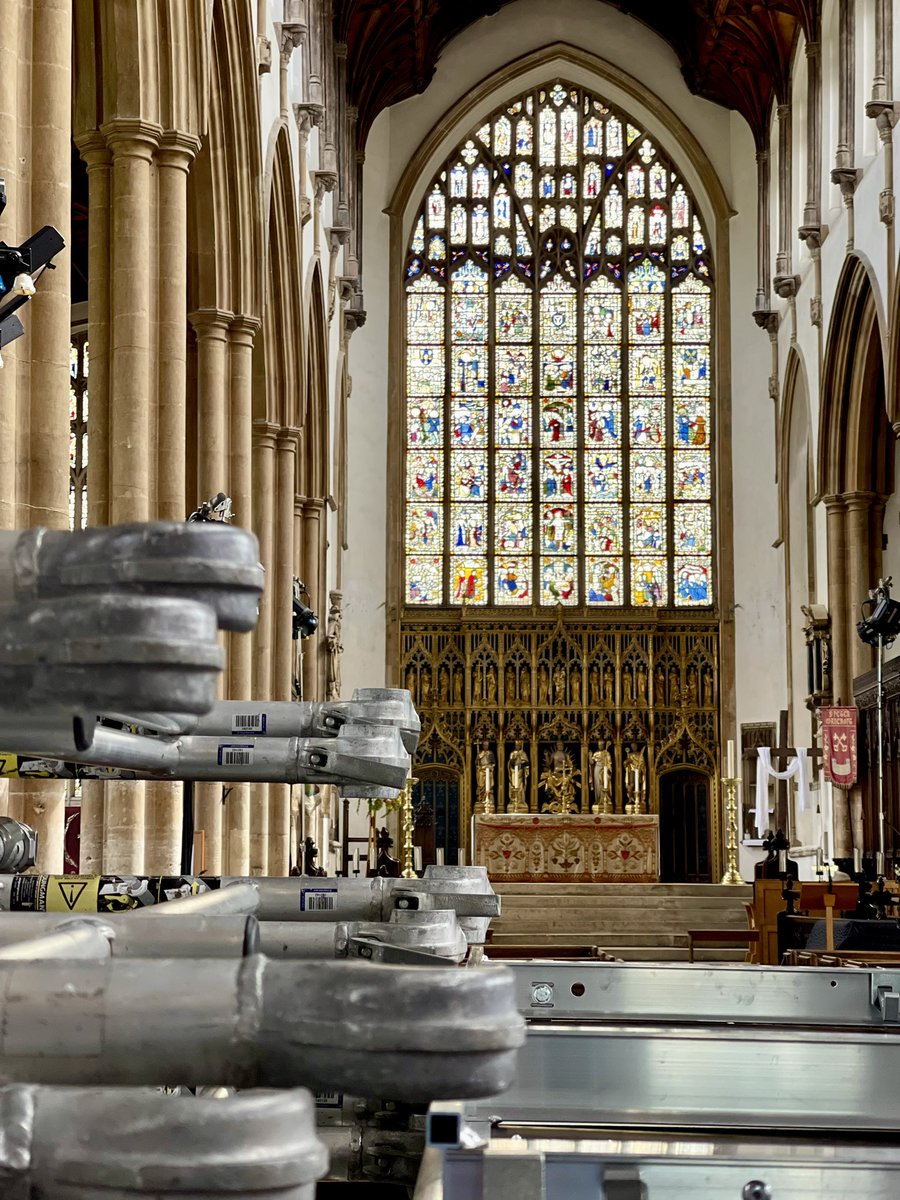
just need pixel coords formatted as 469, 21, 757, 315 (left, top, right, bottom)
403, 81, 714, 609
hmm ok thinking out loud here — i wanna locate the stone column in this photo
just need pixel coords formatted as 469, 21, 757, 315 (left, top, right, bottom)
156, 133, 199, 521
75, 133, 112, 526
250, 421, 280, 876
0, 0, 20, 530
20, 0, 73, 867
802, 40, 821, 233
845, 491, 876, 682
78, 781, 105, 873
824, 494, 851, 855
189, 308, 234, 876
102, 120, 161, 521
268, 429, 299, 874
754, 148, 771, 312
301, 496, 326, 701
223, 316, 259, 876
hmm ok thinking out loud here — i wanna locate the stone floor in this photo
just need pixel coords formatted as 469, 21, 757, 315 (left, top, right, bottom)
489, 882, 754, 961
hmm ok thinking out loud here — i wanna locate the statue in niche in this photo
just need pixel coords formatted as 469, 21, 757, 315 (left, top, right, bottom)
603, 666, 614, 703
486, 667, 497, 704
624, 743, 647, 814
636, 665, 647, 703
624, 668, 633, 703
538, 668, 550, 706
474, 665, 483, 700
476, 742, 496, 813
453, 670, 463, 703
590, 742, 614, 814
406, 668, 417, 701
325, 591, 343, 701
521, 671, 531, 704
572, 671, 581, 706
539, 741, 580, 814
685, 669, 698, 706
655, 666, 665, 700
668, 669, 680, 705
421, 671, 432, 704
703, 671, 713, 708
589, 666, 600, 706
507, 740, 530, 813
506, 666, 516, 703
439, 667, 450, 703
553, 665, 566, 704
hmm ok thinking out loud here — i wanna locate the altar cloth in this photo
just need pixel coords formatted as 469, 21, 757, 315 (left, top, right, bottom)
474, 813, 659, 882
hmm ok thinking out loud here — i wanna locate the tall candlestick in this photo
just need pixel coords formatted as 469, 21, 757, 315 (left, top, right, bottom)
853, 848, 862, 873
726, 739, 735, 779
458, 849, 466, 867
352, 847, 360, 873
414, 847, 423, 873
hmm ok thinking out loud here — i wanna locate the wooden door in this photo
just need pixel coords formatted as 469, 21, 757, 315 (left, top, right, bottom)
412, 771, 462, 864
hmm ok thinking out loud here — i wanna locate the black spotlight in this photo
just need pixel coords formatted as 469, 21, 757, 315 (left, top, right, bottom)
292, 579, 318, 640
857, 578, 900, 647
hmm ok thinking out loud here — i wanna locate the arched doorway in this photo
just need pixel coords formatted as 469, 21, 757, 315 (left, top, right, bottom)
659, 768, 711, 882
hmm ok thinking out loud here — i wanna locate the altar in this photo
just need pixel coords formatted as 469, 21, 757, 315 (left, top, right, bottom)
474, 813, 660, 883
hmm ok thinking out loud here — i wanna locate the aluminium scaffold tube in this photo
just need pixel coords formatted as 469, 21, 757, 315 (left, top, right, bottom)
0, 1085, 327, 1199
0, 956, 525, 1100
0, 913, 260, 958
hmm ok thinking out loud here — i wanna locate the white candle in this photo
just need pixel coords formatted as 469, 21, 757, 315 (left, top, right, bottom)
777, 849, 787, 874
368, 845, 377, 870
512, 765, 520, 787
321, 818, 330, 862
726, 739, 735, 779
853, 848, 862, 873
816, 847, 824, 872
458, 849, 467, 866
436, 848, 445, 866
352, 848, 360, 873
414, 847, 423, 872
602, 765, 609, 790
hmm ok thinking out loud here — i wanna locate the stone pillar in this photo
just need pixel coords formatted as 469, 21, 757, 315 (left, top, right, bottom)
78, 780, 105, 873
301, 497, 325, 701
0, 0, 20, 529
103, 120, 161, 522
824, 494, 852, 856
156, 133, 199, 521
250, 422, 279, 876
223, 316, 259, 876
268, 429, 299, 874
19, 0, 74, 866
188, 307, 234, 876
844, 491, 876, 682
76, 133, 112, 526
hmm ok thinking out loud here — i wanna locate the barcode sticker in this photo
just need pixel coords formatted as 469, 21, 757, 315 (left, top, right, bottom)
217, 743, 254, 767
300, 887, 338, 912
231, 713, 266, 734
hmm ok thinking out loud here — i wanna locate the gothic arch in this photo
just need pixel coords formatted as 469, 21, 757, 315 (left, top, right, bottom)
257, 126, 303, 428
303, 265, 330, 502
187, 0, 263, 318
819, 255, 890, 499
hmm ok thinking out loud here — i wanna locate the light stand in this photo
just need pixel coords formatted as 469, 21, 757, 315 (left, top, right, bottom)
877, 630, 886, 876
720, 774, 743, 885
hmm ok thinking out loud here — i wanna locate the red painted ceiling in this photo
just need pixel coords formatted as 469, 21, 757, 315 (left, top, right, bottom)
336, 1, 816, 150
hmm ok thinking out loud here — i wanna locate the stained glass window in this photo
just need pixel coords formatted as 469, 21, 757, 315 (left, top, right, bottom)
403, 81, 714, 608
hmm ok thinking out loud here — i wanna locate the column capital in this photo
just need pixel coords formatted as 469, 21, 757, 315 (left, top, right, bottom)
74, 129, 111, 167
252, 420, 281, 450
229, 315, 262, 346
842, 489, 877, 511
821, 493, 848, 511
158, 131, 202, 169
294, 102, 325, 140
189, 308, 234, 338
776, 102, 791, 121
277, 426, 302, 451
100, 119, 163, 156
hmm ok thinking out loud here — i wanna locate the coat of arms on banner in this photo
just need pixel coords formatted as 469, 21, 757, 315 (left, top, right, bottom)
821, 706, 858, 789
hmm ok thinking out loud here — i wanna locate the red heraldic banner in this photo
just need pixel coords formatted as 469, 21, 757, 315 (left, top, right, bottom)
821, 706, 858, 789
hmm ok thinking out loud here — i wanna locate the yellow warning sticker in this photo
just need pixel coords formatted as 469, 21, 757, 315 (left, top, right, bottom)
45, 874, 100, 914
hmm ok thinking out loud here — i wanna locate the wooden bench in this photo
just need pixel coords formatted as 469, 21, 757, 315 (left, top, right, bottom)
687, 929, 760, 963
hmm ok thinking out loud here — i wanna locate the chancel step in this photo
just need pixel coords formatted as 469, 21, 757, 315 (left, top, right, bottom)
491, 883, 753, 963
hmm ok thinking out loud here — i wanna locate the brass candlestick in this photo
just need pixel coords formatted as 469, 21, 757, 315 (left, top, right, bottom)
720, 776, 743, 885
400, 775, 417, 879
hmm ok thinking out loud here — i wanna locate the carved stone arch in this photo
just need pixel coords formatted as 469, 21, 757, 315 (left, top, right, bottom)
780, 346, 816, 741
258, 126, 303, 430
819, 255, 890, 499
303, 265, 330, 502
187, 0, 263, 318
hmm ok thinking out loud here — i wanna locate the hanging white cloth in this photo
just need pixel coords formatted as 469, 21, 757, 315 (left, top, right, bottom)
755, 746, 811, 836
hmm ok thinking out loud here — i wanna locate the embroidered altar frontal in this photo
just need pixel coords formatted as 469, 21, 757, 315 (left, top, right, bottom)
475, 813, 659, 883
